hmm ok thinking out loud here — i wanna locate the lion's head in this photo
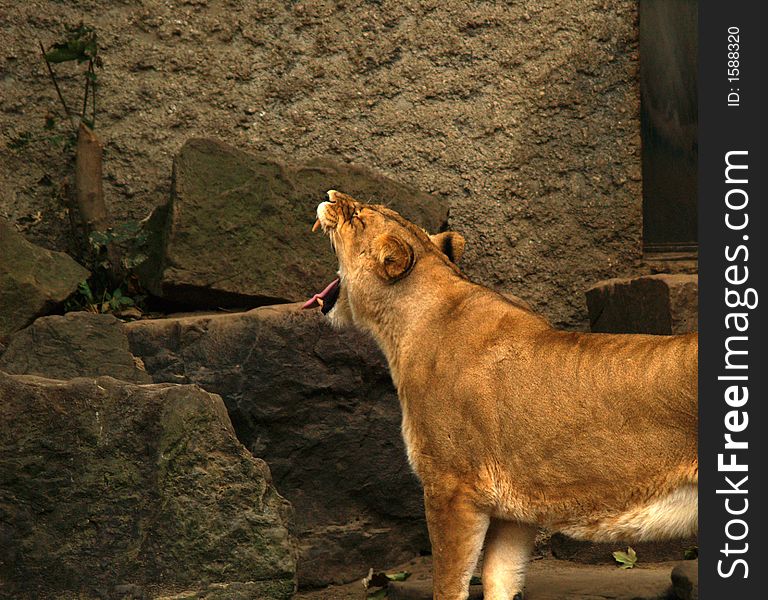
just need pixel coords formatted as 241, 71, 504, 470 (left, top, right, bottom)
303, 190, 466, 330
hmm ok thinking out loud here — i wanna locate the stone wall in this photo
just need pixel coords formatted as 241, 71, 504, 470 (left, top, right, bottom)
1, 0, 642, 328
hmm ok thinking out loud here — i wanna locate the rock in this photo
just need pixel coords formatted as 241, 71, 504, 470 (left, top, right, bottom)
113, 584, 146, 599
671, 560, 698, 600
549, 533, 698, 564
0, 218, 89, 341
0, 371, 296, 599
522, 560, 676, 600
0, 312, 151, 383
125, 304, 428, 586
137, 138, 448, 309
155, 581, 296, 600
585, 274, 698, 334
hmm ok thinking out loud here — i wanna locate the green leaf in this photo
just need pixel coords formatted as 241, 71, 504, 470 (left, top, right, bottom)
45, 22, 98, 66
612, 547, 638, 569
684, 546, 698, 560
113, 220, 142, 237
78, 280, 95, 304
385, 571, 411, 582
123, 252, 148, 270
119, 295, 134, 307
367, 589, 387, 599
45, 45, 83, 63
88, 230, 111, 248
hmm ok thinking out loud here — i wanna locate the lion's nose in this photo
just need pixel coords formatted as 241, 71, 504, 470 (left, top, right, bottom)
316, 201, 331, 221
313, 200, 332, 232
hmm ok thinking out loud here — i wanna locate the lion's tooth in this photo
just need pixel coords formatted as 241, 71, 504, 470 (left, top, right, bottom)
317, 298, 324, 307
312, 219, 321, 232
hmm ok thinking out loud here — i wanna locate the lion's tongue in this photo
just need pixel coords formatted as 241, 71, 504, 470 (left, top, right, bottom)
302, 277, 341, 310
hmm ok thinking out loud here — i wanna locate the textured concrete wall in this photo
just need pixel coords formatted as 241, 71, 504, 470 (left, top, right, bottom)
1, 0, 642, 328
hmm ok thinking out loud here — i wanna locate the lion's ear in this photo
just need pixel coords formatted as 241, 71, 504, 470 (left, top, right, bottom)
430, 231, 465, 264
372, 234, 414, 281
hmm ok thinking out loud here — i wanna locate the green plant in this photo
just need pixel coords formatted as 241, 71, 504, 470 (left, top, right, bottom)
684, 545, 698, 560
19, 23, 149, 312
8, 24, 102, 154
59, 216, 152, 317
41, 22, 102, 130
65, 279, 140, 315
612, 547, 638, 569
88, 220, 150, 272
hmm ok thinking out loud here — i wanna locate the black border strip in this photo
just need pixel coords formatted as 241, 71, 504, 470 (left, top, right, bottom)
699, 3, 767, 597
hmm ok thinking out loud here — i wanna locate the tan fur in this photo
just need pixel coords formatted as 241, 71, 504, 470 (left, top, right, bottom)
314, 191, 698, 600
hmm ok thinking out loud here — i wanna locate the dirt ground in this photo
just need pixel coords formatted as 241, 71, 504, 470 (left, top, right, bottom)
2, 0, 653, 329
295, 554, 680, 600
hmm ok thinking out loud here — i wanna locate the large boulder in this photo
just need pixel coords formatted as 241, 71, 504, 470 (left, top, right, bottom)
0, 371, 296, 599
0, 312, 151, 383
585, 274, 698, 334
0, 218, 89, 341
126, 304, 428, 587
137, 138, 449, 309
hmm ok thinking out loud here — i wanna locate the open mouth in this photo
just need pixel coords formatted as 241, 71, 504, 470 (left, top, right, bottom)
302, 277, 341, 314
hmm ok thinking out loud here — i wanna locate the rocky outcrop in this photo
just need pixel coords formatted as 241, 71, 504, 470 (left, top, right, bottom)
0, 218, 89, 341
0, 312, 151, 383
585, 274, 698, 334
126, 304, 428, 586
0, 371, 296, 599
137, 139, 448, 309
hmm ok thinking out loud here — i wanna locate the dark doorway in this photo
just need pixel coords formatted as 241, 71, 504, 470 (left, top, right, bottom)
639, 0, 698, 253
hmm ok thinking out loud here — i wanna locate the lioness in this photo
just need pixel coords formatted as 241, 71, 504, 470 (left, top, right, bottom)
304, 191, 698, 600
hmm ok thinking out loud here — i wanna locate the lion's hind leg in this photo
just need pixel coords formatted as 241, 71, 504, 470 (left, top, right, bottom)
481, 519, 536, 600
